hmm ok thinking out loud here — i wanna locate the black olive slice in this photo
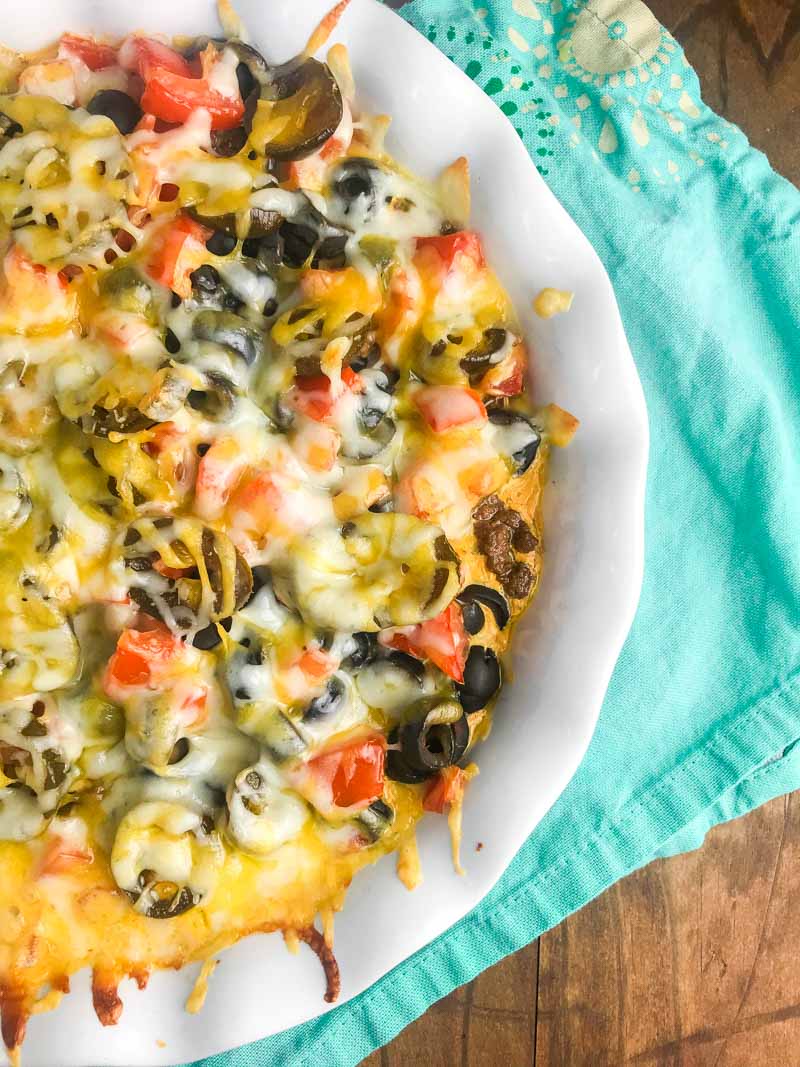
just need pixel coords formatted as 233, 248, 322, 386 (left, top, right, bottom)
86, 90, 143, 135
459, 328, 508, 376
81, 404, 155, 438
368, 495, 394, 514
0, 111, 22, 144
168, 737, 190, 765
192, 310, 263, 365
143, 883, 199, 919
210, 86, 258, 157
386, 650, 426, 683
456, 585, 510, 631
303, 675, 346, 721
459, 600, 485, 636
355, 798, 394, 842
344, 632, 378, 670
386, 750, 430, 784
206, 230, 237, 256
330, 159, 382, 220
187, 372, 237, 420
192, 616, 233, 650
260, 58, 343, 161
397, 706, 469, 774
457, 646, 502, 713
488, 409, 541, 476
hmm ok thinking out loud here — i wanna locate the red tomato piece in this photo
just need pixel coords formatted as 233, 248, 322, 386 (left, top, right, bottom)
227, 471, 287, 537
153, 560, 192, 580
194, 436, 247, 520
141, 67, 244, 131
292, 374, 336, 421
478, 343, 526, 398
308, 735, 386, 810
38, 837, 94, 876
376, 265, 417, 345
414, 230, 486, 272
414, 385, 487, 432
297, 646, 338, 680
59, 34, 118, 71
105, 625, 182, 691
145, 215, 210, 297
341, 366, 365, 392
423, 767, 468, 814
119, 36, 193, 78
380, 602, 469, 683
291, 368, 364, 422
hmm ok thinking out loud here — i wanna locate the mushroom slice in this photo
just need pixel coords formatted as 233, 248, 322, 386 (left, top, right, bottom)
224, 759, 308, 855
278, 513, 460, 632
111, 801, 223, 918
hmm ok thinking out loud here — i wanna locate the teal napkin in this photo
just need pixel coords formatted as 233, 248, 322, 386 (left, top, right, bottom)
191, 1, 800, 1063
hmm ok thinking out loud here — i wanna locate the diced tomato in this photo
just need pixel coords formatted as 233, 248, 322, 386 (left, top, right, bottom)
133, 113, 157, 135
178, 687, 208, 726
478, 343, 526, 398
291, 367, 363, 422
142, 421, 177, 457
423, 767, 468, 814
153, 560, 192, 580
194, 436, 248, 520
341, 366, 364, 392
376, 265, 419, 348
38, 837, 94, 876
292, 375, 335, 422
0, 246, 77, 333
299, 267, 378, 313
94, 310, 153, 352
297, 646, 338, 681
119, 36, 194, 79
414, 231, 486, 273
143, 422, 196, 497
227, 471, 287, 536
380, 602, 469, 683
104, 626, 207, 724
414, 386, 487, 433
145, 215, 210, 298
307, 735, 386, 810
59, 33, 118, 71
141, 67, 244, 131
292, 419, 341, 472
104, 625, 183, 691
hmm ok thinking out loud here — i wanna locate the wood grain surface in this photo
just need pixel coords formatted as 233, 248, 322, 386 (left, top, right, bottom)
360, 1, 800, 1064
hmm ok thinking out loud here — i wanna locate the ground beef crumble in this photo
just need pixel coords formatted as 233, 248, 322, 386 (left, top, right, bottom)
472, 494, 539, 599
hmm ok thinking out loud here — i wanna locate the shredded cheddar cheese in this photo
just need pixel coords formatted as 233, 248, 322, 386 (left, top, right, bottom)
533, 287, 574, 319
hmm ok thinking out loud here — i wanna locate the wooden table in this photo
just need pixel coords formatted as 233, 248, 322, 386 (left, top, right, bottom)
362, 3, 800, 1063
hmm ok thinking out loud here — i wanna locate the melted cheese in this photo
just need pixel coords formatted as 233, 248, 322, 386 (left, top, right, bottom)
0, 18, 560, 1059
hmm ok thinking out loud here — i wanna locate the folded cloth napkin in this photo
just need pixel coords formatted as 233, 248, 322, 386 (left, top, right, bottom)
190, 1, 800, 1063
